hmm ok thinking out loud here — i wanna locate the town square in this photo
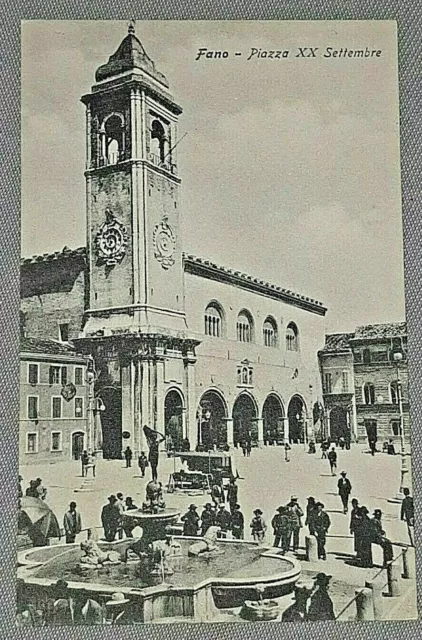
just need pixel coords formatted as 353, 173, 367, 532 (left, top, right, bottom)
18, 21, 416, 625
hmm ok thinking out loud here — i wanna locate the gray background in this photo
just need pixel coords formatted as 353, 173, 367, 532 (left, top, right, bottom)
1, 0, 421, 637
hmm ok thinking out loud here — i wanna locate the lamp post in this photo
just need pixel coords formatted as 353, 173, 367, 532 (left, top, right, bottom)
86, 356, 97, 453
388, 350, 408, 503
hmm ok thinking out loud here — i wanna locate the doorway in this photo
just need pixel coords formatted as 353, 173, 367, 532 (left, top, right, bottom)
71, 432, 85, 460
99, 387, 122, 459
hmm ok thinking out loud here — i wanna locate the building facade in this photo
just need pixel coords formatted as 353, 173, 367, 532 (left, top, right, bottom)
20, 337, 89, 465
20, 27, 328, 461
318, 322, 409, 443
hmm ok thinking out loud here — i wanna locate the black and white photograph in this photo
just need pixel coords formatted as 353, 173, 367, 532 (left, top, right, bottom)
17, 19, 417, 625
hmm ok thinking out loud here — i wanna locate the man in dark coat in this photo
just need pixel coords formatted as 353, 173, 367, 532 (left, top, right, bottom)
200, 503, 215, 536
138, 451, 148, 477
181, 504, 200, 536
281, 581, 313, 622
124, 446, 133, 468
313, 502, 331, 560
337, 471, 352, 513
272, 506, 291, 553
371, 509, 393, 566
307, 573, 335, 621
305, 497, 317, 535
359, 506, 373, 568
101, 495, 121, 542
231, 504, 244, 540
401, 488, 414, 546
215, 503, 232, 537
227, 479, 238, 513
81, 450, 89, 477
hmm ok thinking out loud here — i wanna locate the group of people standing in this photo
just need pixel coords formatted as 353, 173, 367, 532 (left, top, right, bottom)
100, 492, 139, 542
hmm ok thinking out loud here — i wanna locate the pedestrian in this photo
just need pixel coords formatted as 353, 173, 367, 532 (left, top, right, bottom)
286, 495, 304, 552
401, 488, 414, 546
101, 495, 120, 542
86, 451, 96, 478
359, 506, 373, 568
371, 509, 393, 566
327, 446, 337, 475
250, 509, 267, 543
241, 441, 247, 457
200, 503, 215, 536
231, 504, 245, 540
349, 499, 361, 557
281, 581, 313, 622
215, 503, 232, 537
272, 506, 291, 553
284, 440, 291, 462
320, 440, 329, 459
25, 479, 37, 497
124, 446, 133, 468
337, 471, 352, 513
308, 440, 316, 454
246, 439, 252, 457
122, 497, 138, 538
227, 478, 238, 513
81, 450, 89, 477
211, 482, 224, 507
182, 437, 191, 452
305, 497, 317, 535
313, 502, 331, 560
387, 439, 396, 455
181, 504, 200, 536
368, 436, 377, 456
345, 432, 351, 450
34, 478, 47, 500
138, 451, 148, 477
307, 573, 335, 621
63, 501, 82, 544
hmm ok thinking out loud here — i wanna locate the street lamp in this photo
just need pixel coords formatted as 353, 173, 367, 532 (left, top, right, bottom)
86, 356, 97, 453
388, 350, 408, 503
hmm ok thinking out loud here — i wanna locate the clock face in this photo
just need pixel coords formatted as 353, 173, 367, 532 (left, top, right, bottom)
99, 227, 123, 256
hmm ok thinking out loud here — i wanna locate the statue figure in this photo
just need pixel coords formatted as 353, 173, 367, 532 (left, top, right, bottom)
143, 425, 166, 482
78, 539, 121, 570
188, 525, 221, 557
143, 480, 166, 513
149, 528, 182, 577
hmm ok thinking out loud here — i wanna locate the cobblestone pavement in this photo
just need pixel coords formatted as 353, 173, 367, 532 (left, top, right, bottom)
20, 443, 417, 619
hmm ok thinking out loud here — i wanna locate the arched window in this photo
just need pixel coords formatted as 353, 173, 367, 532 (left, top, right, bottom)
150, 119, 166, 164
286, 322, 299, 352
204, 303, 223, 337
363, 382, 375, 405
103, 114, 124, 165
237, 311, 254, 343
263, 316, 278, 347
390, 380, 399, 405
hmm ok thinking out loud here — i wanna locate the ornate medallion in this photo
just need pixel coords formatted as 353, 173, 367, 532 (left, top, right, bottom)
95, 208, 128, 266
153, 216, 176, 269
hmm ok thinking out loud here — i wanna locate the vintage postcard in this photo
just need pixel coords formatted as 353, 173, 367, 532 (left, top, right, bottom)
18, 20, 416, 625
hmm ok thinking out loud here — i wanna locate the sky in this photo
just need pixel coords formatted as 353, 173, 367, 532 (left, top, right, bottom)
21, 20, 405, 334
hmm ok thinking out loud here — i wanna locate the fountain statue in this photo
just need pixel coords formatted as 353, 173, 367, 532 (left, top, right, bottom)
188, 526, 222, 557
143, 480, 166, 513
78, 539, 121, 570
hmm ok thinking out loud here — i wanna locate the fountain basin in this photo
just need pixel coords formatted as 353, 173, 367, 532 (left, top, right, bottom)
18, 539, 301, 623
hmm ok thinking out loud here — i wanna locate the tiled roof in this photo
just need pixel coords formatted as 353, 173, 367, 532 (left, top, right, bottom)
21, 247, 327, 314
20, 336, 85, 359
20, 246, 86, 266
320, 332, 354, 353
353, 322, 407, 341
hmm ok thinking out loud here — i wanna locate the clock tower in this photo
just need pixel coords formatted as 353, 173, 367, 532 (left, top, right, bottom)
78, 26, 199, 458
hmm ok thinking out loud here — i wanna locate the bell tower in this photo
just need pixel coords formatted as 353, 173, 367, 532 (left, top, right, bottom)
81, 24, 186, 336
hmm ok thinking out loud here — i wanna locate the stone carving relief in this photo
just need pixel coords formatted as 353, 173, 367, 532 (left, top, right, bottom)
153, 216, 176, 270
95, 208, 128, 266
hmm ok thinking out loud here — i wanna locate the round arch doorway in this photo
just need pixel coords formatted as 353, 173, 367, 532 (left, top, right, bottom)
197, 390, 228, 450
262, 394, 285, 445
287, 395, 307, 444
164, 389, 184, 451
233, 393, 258, 448
71, 432, 85, 460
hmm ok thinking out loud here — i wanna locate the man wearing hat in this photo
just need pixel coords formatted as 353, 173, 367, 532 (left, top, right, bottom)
104, 592, 130, 625
101, 495, 121, 542
281, 581, 313, 621
307, 573, 335, 621
181, 504, 200, 537
371, 508, 393, 566
271, 506, 291, 553
215, 502, 232, 538
231, 504, 245, 540
313, 503, 331, 560
286, 496, 304, 552
63, 501, 82, 544
337, 471, 352, 514
200, 503, 215, 537
250, 509, 267, 543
